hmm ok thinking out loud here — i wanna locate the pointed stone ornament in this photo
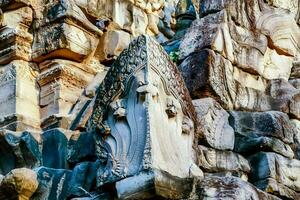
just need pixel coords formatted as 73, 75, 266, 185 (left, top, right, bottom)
89, 35, 203, 199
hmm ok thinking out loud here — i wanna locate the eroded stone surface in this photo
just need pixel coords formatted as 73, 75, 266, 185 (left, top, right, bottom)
0, 6, 33, 64
255, 178, 300, 200
291, 119, 300, 159
230, 111, 296, 144
41, 129, 69, 169
192, 175, 281, 200
0, 60, 40, 130
248, 152, 300, 193
32, 0, 102, 63
0, 130, 41, 175
193, 98, 234, 150
234, 133, 294, 159
37, 59, 98, 126
196, 145, 250, 174
178, 1, 300, 116
0, 168, 38, 200
32, 167, 72, 200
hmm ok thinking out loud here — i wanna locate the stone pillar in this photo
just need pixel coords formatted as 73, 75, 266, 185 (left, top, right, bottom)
37, 59, 98, 129
0, 4, 40, 131
30, 0, 104, 129
0, 61, 40, 131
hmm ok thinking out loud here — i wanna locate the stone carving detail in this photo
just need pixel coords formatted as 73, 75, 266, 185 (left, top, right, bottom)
193, 98, 235, 151
196, 145, 250, 174
31, 0, 103, 63
178, 0, 300, 116
88, 35, 202, 197
90, 35, 196, 132
110, 99, 127, 119
165, 96, 180, 118
36, 59, 99, 126
0, 6, 33, 64
0, 61, 40, 131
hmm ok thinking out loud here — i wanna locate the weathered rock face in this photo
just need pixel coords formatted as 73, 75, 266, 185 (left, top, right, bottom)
37, 59, 99, 127
292, 119, 300, 159
229, 111, 296, 144
0, 130, 41, 175
0, 6, 33, 65
0, 168, 39, 200
178, 0, 300, 116
249, 152, 300, 199
193, 98, 234, 150
192, 175, 281, 200
32, 0, 102, 63
196, 145, 250, 174
0, 0, 299, 199
0, 60, 40, 131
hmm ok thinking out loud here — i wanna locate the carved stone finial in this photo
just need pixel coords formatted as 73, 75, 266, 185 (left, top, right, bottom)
88, 35, 202, 199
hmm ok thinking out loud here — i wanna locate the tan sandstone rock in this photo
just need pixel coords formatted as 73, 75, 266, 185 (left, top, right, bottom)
0, 168, 38, 200
32, 0, 102, 63
37, 59, 97, 127
0, 60, 40, 131
0, 6, 33, 64
193, 98, 234, 150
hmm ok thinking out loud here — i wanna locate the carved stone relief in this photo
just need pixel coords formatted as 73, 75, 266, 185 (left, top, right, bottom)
89, 35, 202, 198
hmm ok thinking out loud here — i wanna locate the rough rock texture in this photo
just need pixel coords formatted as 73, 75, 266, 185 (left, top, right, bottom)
178, 1, 300, 116
41, 129, 69, 169
0, 130, 41, 175
0, 168, 38, 200
234, 133, 295, 159
0, 0, 299, 199
32, 167, 73, 200
249, 152, 300, 192
196, 145, 250, 174
192, 175, 281, 200
193, 98, 234, 150
230, 111, 296, 144
292, 119, 300, 159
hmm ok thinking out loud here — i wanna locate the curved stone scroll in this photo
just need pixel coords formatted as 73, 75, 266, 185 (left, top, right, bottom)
88, 35, 202, 199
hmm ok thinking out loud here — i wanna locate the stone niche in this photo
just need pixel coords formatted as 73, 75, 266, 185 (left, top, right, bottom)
0, 60, 40, 131
88, 35, 203, 199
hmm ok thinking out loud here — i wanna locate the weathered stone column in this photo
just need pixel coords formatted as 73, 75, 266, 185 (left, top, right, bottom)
0, 3, 40, 131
